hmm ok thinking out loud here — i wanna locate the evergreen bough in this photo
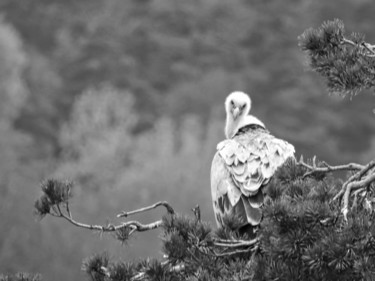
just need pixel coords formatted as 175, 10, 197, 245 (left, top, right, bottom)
298, 18, 375, 97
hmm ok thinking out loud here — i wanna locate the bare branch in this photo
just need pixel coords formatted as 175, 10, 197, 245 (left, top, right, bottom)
331, 160, 375, 203
341, 38, 356, 47
117, 201, 175, 218
342, 172, 375, 220
298, 157, 364, 178
212, 237, 259, 248
351, 188, 365, 210
48, 201, 174, 239
213, 247, 254, 257
58, 209, 116, 232
120, 220, 163, 232
362, 42, 375, 57
299, 157, 375, 220
202, 237, 260, 258
66, 202, 72, 218
341, 38, 375, 57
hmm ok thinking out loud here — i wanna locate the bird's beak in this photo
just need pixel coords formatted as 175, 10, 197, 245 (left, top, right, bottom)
233, 107, 240, 120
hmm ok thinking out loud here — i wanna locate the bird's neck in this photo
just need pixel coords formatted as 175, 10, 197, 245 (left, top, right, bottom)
225, 115, 243, 139
225, 114, 265, 139
239, 115, 265, 130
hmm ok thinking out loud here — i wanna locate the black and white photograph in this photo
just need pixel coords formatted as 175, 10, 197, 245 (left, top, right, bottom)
0, 1, 375, 280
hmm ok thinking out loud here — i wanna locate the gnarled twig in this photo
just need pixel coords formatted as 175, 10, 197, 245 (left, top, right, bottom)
298, 155, 364, 178
51, 201, 174, 237
341, 168, 375, 220
117, 201, 174, 218
299, 157, 375, 220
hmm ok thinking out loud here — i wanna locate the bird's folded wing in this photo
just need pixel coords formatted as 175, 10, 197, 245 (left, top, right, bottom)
211, 153, 242, 208
217, 132, 295, 197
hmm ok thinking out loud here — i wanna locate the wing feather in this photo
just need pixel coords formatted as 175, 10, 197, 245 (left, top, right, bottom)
248, 191, 264, 209
241, 196, 262, 225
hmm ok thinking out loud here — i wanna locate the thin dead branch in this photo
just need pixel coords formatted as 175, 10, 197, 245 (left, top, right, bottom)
299, 157, 375, 220
212, 237, 258, 248
117, 201, 175, 218
298, 155, 364, 178
52, 201, 174, 236
342, 170, 375, 220
341, 38, 375, 57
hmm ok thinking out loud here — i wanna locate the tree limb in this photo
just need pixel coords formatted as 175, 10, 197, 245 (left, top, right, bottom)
342, 171, 375, 220
342, 38, 375, 57
117, 201, 175, 218
298, 155, 364, 178
212, 237, 259, 248
52, 201, 173, 237
299, 157, 375, 220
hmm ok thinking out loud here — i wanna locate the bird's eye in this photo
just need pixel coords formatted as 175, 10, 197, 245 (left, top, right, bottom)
230, 100, 234, 106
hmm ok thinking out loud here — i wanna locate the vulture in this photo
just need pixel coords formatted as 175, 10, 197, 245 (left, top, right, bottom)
211, 91, 295, 235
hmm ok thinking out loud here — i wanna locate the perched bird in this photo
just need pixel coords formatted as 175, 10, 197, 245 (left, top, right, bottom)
211, 91, 295, 235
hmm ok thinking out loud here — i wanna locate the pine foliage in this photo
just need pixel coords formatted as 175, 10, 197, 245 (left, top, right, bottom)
298, 19, 375, 96
34, 179, 73, 219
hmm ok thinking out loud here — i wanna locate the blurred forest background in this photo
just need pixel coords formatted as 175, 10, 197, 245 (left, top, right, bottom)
0, 0, 374, 280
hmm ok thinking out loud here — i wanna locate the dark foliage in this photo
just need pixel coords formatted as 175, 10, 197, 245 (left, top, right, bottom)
81, 252, 110, 281
34, 179, 73, 218
298, 19, 375, 96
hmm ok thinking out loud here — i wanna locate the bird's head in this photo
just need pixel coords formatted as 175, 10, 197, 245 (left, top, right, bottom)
225, 91, 252, 138
225, 91, 251, 121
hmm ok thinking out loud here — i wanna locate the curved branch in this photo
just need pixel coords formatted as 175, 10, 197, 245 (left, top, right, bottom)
299, 157, 375, 220
212, 237, 259, 248
117, 201, 175, 218
57, 208, 116, 232
342, 172, 375, 220
341, 38, 375, 57
298, 156, 364, 178
331, 160, 375, 204
51, 201, 173, 238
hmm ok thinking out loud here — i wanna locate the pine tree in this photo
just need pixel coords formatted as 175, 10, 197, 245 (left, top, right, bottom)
32, 19, 375, 280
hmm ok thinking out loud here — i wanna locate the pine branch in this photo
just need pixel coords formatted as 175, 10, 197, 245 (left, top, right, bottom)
298, 155, 364, 178
298, 157, 375, 220
341, 162, 375, 220
342, 38, 375, 57
331, 160, 375, 202
34, 179, 174, 240
298, 18, 375, 96
117, 201, 174, 218
58, 202, 166, 235
213, 237, 259, 247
